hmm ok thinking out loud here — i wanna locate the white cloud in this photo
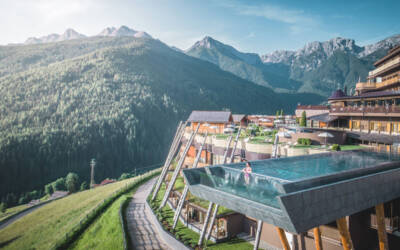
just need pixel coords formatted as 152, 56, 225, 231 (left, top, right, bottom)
220, 1, 319, 34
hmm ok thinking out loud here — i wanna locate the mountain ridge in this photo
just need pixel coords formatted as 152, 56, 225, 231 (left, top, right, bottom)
23, 25, 151, 45
186, 34, 400, 96
0, 36, 324, 200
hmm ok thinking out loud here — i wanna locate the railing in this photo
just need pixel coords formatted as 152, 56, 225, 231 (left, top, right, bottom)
330, 105, 400, 114
356, 75, 400, 91
369, 57, 400, 76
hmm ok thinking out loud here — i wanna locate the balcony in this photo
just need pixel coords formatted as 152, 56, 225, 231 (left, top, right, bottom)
330, 105, 400, 117
369, 57, 400, 77
356, 75, 400, 92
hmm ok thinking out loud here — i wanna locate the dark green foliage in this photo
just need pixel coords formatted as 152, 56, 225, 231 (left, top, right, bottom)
80, 181, 88, 191
0, 37, 324, 201
297, 138, 311, 146
66, 173, 79, 193
52, 178, 66, 191
0, 202, 6, 213
298, 51, 376, 96
332, 144, 341, 151
45, 184, 54, 195
118, 173, 134, 180
300, 111, 307, 127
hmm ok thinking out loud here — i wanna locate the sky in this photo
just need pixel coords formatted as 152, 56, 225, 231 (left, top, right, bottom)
0, 0, 399, 54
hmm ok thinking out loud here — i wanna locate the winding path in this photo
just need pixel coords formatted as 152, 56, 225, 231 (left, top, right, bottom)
0, 203, 48, 231
125, 178, 171, 250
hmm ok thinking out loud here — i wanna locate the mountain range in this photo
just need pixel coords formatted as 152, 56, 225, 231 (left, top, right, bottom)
1, 25, 399, 202
187, 34, 400, 96
24, 25, 151, 44
0, 33, 323, 201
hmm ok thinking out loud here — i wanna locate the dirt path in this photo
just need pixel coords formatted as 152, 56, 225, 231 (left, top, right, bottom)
125, 178, 172, 250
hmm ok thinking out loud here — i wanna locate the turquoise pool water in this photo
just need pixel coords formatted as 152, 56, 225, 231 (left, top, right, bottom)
222, 151, 400, 181
188, 151, 400, 208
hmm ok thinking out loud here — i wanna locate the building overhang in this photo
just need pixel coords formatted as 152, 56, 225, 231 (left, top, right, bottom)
183, 150, 400, 233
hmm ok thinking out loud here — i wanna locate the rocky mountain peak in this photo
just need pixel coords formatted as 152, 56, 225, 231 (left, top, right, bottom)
97, 25, 151, 38
24, 28, 86, 44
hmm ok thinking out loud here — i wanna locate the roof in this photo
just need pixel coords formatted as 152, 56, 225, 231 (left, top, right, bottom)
329, 90, 400, 100
100, 179, 116, 185
187, 111, 232, 123
296, 105, 329, 110
183, 150, 400, 233
232, 114, 246, 123
308, 113, 337, 123
329, 89, 347, 99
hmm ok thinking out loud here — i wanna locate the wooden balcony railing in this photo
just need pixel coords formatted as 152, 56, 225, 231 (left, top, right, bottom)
356, 75, 400, 91
330, 105, 400, 114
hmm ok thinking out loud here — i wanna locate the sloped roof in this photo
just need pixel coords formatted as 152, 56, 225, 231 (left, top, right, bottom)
232, 114, 246, 123
329, 89, 347, 100
308, 113, 337, 123
187, 111, 232, 123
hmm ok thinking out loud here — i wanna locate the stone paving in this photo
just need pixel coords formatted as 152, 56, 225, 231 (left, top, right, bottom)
125, 178, 171, 250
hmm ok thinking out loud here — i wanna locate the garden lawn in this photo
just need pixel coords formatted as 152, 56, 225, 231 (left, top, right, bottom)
340, 145, 366, 151
150, 183, 247, 249
70, 188, 138, 250
0, 176, 144, 250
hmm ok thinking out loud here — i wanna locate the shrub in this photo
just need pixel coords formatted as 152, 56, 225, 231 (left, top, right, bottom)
80, 181, 89, 191
297, 138, 311, 146
52, 178, 66, 191
66, 173, 80, 193
0, 202, 6, 213
45, 183, 54, 195
332, 144, 341, 151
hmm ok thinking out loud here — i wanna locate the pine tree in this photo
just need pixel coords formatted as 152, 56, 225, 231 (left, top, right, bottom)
300, 111, 307, 127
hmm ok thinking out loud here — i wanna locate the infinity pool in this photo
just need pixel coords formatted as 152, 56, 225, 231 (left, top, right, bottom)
182, 150, 400, 233
183, 150, 400, 209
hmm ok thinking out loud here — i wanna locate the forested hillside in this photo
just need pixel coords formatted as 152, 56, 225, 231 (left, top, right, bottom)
0, 37, 324, 201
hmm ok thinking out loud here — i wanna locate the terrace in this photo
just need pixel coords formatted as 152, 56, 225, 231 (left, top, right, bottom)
330, 105, 400, 117
183, 150, 400, 234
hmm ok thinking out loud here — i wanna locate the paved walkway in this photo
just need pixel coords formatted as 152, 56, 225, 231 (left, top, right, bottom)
125, 178, 171, 250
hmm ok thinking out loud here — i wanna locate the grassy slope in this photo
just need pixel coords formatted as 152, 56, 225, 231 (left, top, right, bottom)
70, 189, 137, 250
0, 205, 28, 223
0, 177, 137, 250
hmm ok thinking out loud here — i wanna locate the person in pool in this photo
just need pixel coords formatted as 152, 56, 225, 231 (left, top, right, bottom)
242, 161, 252, 185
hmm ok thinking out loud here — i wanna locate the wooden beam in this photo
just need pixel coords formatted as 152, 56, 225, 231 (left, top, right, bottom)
276, 227, 291, 250
151, 121, 186, 201
313, 227, 323, 250
336, 217, 353, 250
253, 220, 263, 250
375, 203, 389, 250
159, 123, 200, 209
172, 132, 208, 229
198, 202, 214, 247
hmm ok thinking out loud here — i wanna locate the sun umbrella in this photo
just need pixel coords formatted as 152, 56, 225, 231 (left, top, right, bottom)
223, 127, 235, 133
277, 131, 291, 138
318, 132, 334, 146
